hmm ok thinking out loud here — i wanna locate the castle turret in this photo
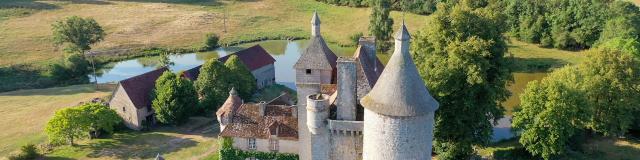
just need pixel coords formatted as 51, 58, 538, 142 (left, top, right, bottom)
216, 88, 243, 131
306, 94, 331, 160
336, 57, 357, 120
360, 22, 439, 160
295, 12, 339, 160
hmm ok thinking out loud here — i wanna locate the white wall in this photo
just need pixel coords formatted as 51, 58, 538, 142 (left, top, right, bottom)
251, 64, 276, 89
232, 137, 299, 154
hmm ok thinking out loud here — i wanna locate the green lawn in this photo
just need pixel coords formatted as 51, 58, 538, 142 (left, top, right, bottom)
0, 84, 113, 156
45, 117, 219, 160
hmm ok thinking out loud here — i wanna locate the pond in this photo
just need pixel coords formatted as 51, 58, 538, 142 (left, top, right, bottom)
90, 40, 547, 142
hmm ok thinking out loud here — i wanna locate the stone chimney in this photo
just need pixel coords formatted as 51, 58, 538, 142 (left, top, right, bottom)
336, 57, 357, 120
291, 105, 298, 118
359, 36, 377, 71
259, 101, 267, 116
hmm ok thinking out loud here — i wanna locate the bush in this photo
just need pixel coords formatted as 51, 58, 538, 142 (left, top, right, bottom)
204, 33, 220, 50
349, 32, 363, 46
7, 144, 39, 160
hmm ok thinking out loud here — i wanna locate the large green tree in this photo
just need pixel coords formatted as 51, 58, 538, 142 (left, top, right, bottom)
152, 71, 198, 125
45, 107, 89, 145
580, 47, 640, 136
411, 2, 512, 159
78, 103, 121, 138
512, 67, 590, 160
369, 0, 394, 49
52, 16, 105, 53
195, 59, 233, 113
224, 55, 257, 99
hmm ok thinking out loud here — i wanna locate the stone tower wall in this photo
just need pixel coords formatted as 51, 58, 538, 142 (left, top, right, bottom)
328, 120, 364, 160
336, 58, 357, 120
296, 83, 320, 160
362, 109, 435, 160
296, 69, 332, 84
306, 94, 331, 160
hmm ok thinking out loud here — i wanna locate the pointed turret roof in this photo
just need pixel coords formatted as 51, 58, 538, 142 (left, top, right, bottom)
216, 88, 243, 117
360, 24, 439, 117
294, 34, 338, 70
394, 21, 411, 41
311, 11, 321, 25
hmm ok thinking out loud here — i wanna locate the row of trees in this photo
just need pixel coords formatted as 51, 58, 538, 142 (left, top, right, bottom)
315, 0, 444, 15
151, 55, 257, 125
503, 0, 640, 50
45, 103, 121, 145
513, 45, 640, 159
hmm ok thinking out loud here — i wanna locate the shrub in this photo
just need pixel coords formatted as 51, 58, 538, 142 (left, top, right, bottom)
204, 33, 220, 50
349, 32, 363, 46
7, 144, 39, 160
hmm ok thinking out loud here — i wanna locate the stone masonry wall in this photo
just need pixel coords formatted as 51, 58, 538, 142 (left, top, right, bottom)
362, 109, 435, 160
109, 85, 142, 130
251, 63, 275, 89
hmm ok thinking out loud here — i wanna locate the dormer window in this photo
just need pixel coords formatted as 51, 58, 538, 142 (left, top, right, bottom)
306, 69, 312, 74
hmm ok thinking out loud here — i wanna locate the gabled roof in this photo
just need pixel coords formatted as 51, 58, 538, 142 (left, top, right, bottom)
182, 45, 275, 81
219, 45, 276, 71
119, 67, 169, 109
218, 104, 298, 140
294, 36, 338, 70
360, 24, 439, 117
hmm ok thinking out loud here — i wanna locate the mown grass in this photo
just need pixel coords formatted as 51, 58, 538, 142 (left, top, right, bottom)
45, 117, 220, 159
0, 84, 113, 156
476, 136, 640, 160
507, 39, 587, 72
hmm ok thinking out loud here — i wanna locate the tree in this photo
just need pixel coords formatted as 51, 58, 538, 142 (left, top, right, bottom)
52, 16, 105, 53
369, 0, 394, 50
195, 59, 233, 113
78, 103, 121, 137
580, 47, 640, 136
512, 67, 590, 160
159, 52, 174, 68
45, 107, 89, 145
224, 55, 257, 99
411, 2, 512, 159
152, 71, 199, 124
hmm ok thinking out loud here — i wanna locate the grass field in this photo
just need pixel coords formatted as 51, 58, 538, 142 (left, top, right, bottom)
0, 84, 113, 156
45, 117, 219, 160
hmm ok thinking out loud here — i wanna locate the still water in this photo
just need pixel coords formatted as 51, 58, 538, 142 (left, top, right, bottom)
90, 40, 547, 141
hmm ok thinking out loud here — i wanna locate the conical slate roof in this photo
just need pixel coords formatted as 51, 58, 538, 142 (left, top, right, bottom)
311, 11, 321, 25
360, 24, 439, 117
293, 36, 338, 70
394, 21, 411, 41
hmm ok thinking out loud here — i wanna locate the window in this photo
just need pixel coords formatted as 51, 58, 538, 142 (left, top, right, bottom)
305, 69, 312, 74
248, 138, 256, 150
122, 107, 126, 112
270, 139, 279, 152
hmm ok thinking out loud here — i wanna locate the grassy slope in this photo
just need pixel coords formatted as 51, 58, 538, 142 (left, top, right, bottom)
0, 0, 427, 67
0, 84, 112, 156
46, 117, 219, 160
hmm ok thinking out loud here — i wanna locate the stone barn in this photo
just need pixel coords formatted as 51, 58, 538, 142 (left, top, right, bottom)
108, 67, 168, 130
183, 45, 276, 89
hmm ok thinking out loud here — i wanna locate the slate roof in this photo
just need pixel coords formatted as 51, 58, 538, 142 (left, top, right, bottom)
218, 104, 298, 140
119, 67, 169, 109
360, 24, 439, 117
293, 36, 338, 70
394, 21, 411, 41
182, 45, 275, 80
311, 11, 321, 25
353, 45, 385, 100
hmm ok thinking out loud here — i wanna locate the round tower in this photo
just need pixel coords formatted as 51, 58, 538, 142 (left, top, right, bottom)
360, 22, 439, 160
306, 93, 330, 160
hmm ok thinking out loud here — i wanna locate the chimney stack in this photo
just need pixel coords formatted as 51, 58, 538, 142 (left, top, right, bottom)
359, 37, 377, 71
336, 57, 357, 120
259, 101, 267, 116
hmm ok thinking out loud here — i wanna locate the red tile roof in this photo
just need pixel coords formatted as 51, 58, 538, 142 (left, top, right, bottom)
218, 45, 276, 71
218, 104, 298, 140
119, 67, 169, 109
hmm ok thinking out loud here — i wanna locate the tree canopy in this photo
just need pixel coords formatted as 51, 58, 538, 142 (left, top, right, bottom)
195, 59, 233, 113
224, 55, 257, 100
369, 0, 394, 49
52, 16, 105, 53
411, 1, 512, 159
45, 103, 121, 145
152, 71, 198, 125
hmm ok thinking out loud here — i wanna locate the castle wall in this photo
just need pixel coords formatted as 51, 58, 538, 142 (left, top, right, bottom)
296, 83, 321, 160
328, 120, 363, 160
306, 94, 331, 160
296, 69, 332, 84
362, 109, 434, 160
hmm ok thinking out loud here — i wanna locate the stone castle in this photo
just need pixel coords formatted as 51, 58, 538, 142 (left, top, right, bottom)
294, 12, 440, 160
215, 12, 440, 160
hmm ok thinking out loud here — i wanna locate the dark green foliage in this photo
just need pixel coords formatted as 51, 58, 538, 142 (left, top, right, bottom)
411, 1, 511, 159
513, 67, 590, 160
78, 103, 122, 136
369, 0, 394, 50
315, 0, 441, 15
7, 144, 39, 160
52, 16, 105, 52
219, 137, 299, 160
504, 0, 640, 50
224, 55, 257, 99
48, 53, 91, 82
195, 59, 233, 113
204, 33, 220, 51
152, 71, 198, 125
158, 52, 174, 68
